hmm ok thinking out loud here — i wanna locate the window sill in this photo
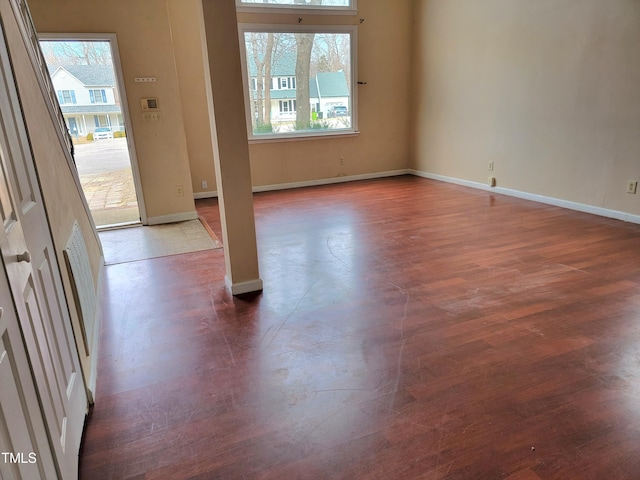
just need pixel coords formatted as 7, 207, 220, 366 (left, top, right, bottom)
248, 130, 359, 144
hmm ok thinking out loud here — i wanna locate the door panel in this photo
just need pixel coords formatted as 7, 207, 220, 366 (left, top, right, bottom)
23, 278, 67, 440
0, 288, 58, 480
0, 13, 87, 480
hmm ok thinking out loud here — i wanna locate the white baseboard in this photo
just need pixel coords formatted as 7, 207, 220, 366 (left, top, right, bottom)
193, 171, 410, 200
410, 170, 640, 225
146, 211, 199, 225
194, 191, 218, 199
252, 169, 411, 193
225, 275, 264, 295
192, 168, 639, 224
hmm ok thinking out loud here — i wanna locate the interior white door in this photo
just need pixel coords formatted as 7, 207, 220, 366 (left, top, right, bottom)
0, 261, 58, 480
0, 17, 87, 480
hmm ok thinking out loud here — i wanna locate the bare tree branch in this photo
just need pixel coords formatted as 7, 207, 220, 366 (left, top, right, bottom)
40, 41, 112, 66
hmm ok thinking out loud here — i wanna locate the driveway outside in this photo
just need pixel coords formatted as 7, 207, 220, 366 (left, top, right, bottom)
74, 137, 140, 227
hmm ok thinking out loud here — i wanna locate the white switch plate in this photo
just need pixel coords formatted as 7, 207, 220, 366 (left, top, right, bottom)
143, 112, 161, 121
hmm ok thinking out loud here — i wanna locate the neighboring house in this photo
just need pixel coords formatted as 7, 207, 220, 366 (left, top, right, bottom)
248, 53, 349, 123
47, 64, 123, 137
310, 71, 350, 118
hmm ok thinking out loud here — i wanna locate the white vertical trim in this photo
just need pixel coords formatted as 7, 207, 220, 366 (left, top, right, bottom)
86, 260, 103, 405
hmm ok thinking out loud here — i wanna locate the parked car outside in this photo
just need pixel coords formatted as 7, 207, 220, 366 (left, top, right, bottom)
328, 105, 348, 118
93, 127, 113, 140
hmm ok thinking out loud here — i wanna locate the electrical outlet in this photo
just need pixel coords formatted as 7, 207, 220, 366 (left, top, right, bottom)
627, 180, 637, 194
488, 161, 494, 171
176, 185, 184, 197
201, 180, 208, 189
339, 157, 345, 165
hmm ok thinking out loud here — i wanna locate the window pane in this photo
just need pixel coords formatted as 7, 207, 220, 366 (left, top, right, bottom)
244, 31, 352, 136
57, 90, 77, 104
239, 0, 352, 7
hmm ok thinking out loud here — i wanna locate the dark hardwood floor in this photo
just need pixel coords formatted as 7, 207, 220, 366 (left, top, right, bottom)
80, 176, 640, 479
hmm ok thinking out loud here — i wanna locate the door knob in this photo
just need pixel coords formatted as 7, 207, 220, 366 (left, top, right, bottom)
16, 251, 31, 263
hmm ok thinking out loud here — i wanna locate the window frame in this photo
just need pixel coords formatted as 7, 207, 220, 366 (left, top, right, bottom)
236, 0, 357, 16
279, 99, 296, 114
94, 114, 109, 128
89, 88, 107, 104
57, 89, 76, 104
238, 23, 358, 142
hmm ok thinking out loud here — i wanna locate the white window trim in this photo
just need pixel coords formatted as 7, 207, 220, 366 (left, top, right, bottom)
248, 130, 359, 145
236, 0, 357, 16
239, 23, 358, 142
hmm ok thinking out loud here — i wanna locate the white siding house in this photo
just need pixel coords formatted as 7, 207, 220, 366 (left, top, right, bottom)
48, 65, 123, 137
310, 71, 350, 118
264, 71, 349, 122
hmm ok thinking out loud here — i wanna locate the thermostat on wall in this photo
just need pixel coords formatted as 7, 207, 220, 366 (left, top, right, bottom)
140, 98, 159, 110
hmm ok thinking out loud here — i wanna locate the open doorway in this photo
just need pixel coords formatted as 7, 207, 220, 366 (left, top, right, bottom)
39, 34, 145, 228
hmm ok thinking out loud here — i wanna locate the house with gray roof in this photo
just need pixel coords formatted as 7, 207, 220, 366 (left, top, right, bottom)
47, 64, 123, 138
310, 71, 350, 118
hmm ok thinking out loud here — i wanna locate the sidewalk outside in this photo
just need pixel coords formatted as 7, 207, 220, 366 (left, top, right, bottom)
74, 137, 140, 227
79, 168, 139, 227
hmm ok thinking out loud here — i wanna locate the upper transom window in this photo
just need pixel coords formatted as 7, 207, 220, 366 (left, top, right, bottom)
236, 0, 356, 15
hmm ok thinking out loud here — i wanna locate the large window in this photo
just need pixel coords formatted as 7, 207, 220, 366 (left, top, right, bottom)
240, 26, 356, 140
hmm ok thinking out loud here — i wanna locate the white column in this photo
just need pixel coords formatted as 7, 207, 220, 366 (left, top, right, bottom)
200, 0, 263, 295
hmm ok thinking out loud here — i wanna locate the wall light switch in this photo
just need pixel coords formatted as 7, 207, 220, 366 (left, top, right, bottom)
143, 111, 161, 121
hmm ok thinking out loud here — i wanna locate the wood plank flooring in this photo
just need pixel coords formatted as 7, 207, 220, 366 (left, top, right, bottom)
80, 176, 640, 479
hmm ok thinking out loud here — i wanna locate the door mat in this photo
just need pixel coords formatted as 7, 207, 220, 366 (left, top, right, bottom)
99, 218, 222, 265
